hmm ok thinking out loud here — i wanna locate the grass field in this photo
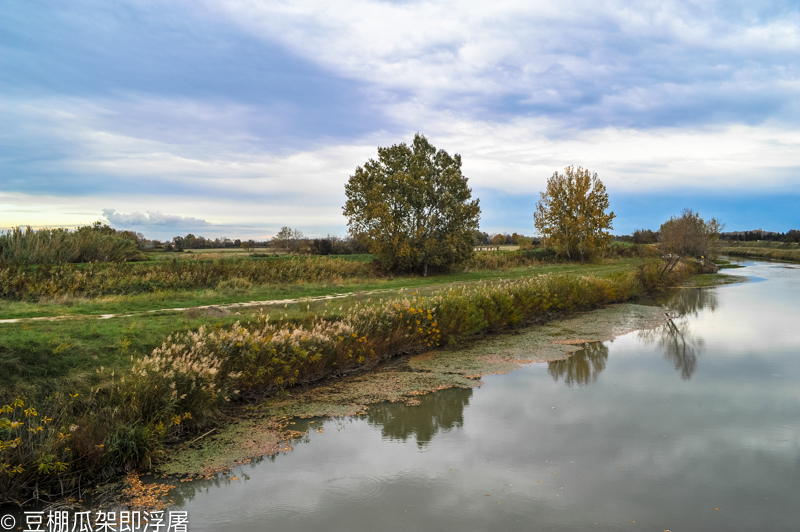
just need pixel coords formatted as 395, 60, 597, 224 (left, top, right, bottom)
719, 241, 800, 262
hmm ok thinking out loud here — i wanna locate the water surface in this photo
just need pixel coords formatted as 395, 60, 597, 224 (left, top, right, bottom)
174, 259, 800, 531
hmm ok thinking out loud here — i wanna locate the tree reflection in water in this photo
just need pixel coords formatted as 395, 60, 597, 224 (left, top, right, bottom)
638, 318, 704, 380
547, 341, 609, 387
658, 287, 718, 318
638, 287, 714, 380
366, 387, 473, 448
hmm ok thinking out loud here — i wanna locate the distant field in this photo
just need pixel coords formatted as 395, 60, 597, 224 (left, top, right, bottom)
145, 249, 372, 262
146, 248, 285, 261
719, 241, 800, 262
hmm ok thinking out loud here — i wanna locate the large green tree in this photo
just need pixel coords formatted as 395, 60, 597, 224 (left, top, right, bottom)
343, 134, 481, 276
533, 166, 615, 262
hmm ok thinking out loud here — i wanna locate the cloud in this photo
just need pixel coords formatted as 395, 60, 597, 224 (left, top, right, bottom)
199, 0, 800, 128
6, 96, 799, 201
102, 209, 211, 229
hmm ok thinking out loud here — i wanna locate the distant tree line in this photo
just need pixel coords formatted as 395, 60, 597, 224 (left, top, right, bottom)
615, 228, 799, 245
159, 235, 270, 251
719, 229, 799, 243
614, 229, 660, 244
159, 231, 370, 255
472, 231, 538, 247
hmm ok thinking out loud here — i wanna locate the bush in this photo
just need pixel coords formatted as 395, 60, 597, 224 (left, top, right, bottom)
635, 259, 691, 294
0, 394, 75, 501
146, 271, 645, 397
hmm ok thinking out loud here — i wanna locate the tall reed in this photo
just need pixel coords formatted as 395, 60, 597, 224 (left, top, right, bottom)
0, 256, 377, 301
0, 226, 142, 266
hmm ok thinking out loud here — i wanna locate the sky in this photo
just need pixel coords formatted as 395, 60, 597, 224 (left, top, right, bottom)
2, 0, 799, 240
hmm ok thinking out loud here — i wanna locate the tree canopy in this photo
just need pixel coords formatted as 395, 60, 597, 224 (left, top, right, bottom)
659, 209, 722, 258
275, 226, 303, 251
343, 134, 481, 276
533, 166, 615, 262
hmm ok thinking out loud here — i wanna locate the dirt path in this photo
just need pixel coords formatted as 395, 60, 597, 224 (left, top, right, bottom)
0, 284, 457, 324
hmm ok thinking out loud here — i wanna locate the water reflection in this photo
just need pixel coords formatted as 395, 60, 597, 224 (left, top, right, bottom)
641, 287, 715, 380
167, 389, 473, 505
367, 387, 472, 447
547, 341, 609, 387
546, 287, 715, 385
658, 287, 718, 318
637, 320, 703, 380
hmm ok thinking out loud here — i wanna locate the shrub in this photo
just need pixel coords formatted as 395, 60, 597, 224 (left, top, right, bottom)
635, 259, 691, 294
606, 242, 661, 259
0, 395, 75, 501
147, 271, 645, 397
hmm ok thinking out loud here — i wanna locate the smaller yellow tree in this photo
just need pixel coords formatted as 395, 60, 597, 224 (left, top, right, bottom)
533, 166, 615, 262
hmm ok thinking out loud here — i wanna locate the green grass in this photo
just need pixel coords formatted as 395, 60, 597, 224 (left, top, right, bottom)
0, 311, 250, 389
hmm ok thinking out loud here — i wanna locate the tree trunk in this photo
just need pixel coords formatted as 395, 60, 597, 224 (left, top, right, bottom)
423, 260, 428, 278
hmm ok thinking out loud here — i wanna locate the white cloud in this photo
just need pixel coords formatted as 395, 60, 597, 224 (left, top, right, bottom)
198, 0, 800, 108
102, 209, 211, 228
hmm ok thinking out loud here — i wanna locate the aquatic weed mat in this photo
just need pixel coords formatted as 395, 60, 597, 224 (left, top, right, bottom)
681, 273, 750, 288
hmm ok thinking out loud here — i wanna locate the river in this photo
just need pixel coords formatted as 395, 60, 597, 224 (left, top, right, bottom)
171, 258, 800, 531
